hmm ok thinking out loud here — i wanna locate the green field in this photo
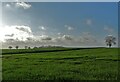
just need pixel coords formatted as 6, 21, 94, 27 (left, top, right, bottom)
2, 48, 119, 80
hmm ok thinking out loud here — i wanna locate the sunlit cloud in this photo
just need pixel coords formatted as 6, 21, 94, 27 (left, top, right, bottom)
4, 1, 31, 9
15, 1, 31, 9
0, 25, 33, 42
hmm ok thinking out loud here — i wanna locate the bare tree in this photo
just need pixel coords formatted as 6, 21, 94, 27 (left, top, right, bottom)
105, 35, 116, 48
15, 46, 19, 49
8, 46, 12, 49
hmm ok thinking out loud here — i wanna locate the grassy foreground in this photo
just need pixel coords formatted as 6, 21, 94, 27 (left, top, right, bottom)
2, 48, 119, 80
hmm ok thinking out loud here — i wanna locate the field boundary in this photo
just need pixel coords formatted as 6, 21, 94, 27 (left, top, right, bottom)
2, 47, 106, 55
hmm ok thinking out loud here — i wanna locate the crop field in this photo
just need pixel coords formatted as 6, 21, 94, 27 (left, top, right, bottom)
1, 48, 119, 80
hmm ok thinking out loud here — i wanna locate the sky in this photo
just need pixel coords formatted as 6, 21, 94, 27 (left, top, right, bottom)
0, 2, 118, 48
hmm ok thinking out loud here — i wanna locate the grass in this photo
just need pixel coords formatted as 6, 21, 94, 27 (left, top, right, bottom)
2, 48, 119, 80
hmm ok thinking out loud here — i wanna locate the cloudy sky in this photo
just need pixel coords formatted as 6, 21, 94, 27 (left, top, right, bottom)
0, 2, 118, 48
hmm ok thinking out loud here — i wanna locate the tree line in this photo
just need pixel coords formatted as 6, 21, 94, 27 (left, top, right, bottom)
8, 35, 117, 49
8, 45, 63, 49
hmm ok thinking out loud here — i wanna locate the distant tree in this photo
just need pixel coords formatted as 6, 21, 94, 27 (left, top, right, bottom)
25, 46, 28, 49
8, 46, 12, 49
39, 46, 42, 48
105, 35, 116, 48
33, 47, 38, 49
15, 46, 19, 49
28, 47, 31, 49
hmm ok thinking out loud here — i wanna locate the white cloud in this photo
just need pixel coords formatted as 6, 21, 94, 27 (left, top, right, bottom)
0, 25, 104, 48
57, 32, 61, 35
0, 25, 33, 42
6, 4, 11, 8
39, 26, 46, 30
51, 35, 73, 46
33, 35, 52, 41
81, 32, 97, 43
41, 36, 52, 41
4, 1, 31, 9
86, 19, 92, 25
16, 25, 32, 34
57, 33, 62, 36
68, 27, 73, 31
15, 2, 31, 9
0, 25, 52, 43
53, 35, 73, 42
62, 35, 73, 40
65, 25, 74, 31
104, 25, 114, 33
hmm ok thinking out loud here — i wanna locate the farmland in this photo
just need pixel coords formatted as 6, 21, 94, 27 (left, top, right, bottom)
1, 48, 119, 80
